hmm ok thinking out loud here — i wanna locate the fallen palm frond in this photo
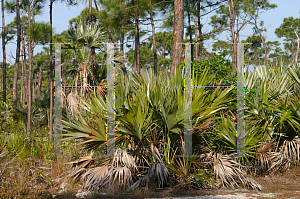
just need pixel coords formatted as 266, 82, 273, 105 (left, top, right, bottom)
81, 148, 137, 192
112, 148, 137, 171
279, 136, 300, 162
202, 151, 262, 190
66, 155, 95, 182
268, 152, 290, 173
82, 165, 110, 191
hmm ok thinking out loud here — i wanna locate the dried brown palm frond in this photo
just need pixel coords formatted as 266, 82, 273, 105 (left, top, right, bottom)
258, 139, 275, 154
96, 79, 106, 96
108, 166, 133, 190
202, 151, 262, 190
192, 119, 213, 134
279, 136, 300, 162
252, 153, 270, 176
252, 139, 275, 176
268, 152, 290, 173
82, 148, 137, 192
66, 155, 95, 182
67, 155, 95, 168
82, 165, 110, 191
112, 148, 137, 171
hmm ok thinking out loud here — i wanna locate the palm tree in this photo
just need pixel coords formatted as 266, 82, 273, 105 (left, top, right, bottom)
62, 67, 235, 191
66, 18, 103, 95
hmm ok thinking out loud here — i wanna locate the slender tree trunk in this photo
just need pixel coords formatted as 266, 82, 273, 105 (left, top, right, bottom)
290, 39, 294, 65
171, 0, 184, 73
32, 73, 36, 102
149, 0, 157, 74
37, 66, 42, 98
89, 0, 92, 23
49, 0, 54, 139
229, 0, 237, 73
91, 48, 97, 84
134, 12, 140, 74
290, 26, 300, 64
88, 0, 97, 84
120, 22, 127, 82
13, 0, 21, 107
27, 2, 33, 134
194, 14, 198, 61
188, 11, 193, 62
21, 32, 27, 105
21, 50, 24, 103
2, 0, 6, 104
197, 1, 203, 60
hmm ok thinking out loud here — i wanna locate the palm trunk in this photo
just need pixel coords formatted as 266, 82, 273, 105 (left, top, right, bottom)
13, 0, 21, 107
171, 0, 184, 73
149, 0, 157, 74
2, 0, 6, 104
49, 0, 54, 139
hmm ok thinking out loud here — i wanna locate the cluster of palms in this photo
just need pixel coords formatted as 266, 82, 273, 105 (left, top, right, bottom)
60, 62, 300, 193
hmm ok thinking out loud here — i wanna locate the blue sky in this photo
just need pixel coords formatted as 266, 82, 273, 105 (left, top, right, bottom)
2, 0, 300, 64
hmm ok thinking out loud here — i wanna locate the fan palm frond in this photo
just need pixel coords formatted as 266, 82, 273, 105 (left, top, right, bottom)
279, 136, 300, 162
202, 151, 261, 190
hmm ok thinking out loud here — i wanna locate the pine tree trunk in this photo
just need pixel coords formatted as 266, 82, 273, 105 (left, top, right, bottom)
49, 0, 54, 139
229, 0, 237, 74
32, 73, 36, 102
2, 0, 6, 104
89, 0, 92, 23
194, 14, 198, 61
27, 2, 33, 135
171, 0, 184, 74
13, 0, 21, 107
149, 0, 157, 74
188, 11, 193, 62
120, 22, 127, 82
134, 12, 140, 74
37, 66, 42, 98
21, 32, 27, 105
21, 51, 24, 103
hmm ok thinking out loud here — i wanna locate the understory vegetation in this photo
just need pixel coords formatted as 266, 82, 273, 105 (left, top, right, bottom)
1, 0, 300, 198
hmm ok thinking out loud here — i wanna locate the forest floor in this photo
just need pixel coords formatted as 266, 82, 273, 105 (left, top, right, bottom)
1, 158, 300, 198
